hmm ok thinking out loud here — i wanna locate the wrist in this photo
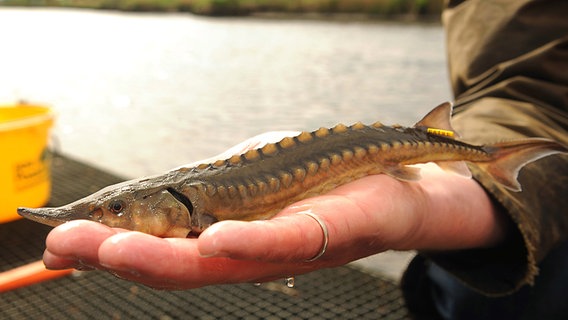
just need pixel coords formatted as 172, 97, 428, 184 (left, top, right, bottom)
393, 165, 506, 251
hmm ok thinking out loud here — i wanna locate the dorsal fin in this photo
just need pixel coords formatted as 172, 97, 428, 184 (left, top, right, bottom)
414, 102, 459, 139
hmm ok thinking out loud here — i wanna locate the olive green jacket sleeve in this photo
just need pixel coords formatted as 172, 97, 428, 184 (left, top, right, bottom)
422, 0, 568, 295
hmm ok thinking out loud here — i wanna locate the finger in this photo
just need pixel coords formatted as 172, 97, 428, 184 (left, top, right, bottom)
43, 250, 82, 270
44, 220, 122, 270
325, 174, 424, 250
197, 194, 382, 265
97, 232, 236, 288
198, 173, 420, 264
96, 232, 312, 289
197, 214, 326, 262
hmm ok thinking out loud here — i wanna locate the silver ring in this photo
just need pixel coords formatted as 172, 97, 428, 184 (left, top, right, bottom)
299, 212, 329, 262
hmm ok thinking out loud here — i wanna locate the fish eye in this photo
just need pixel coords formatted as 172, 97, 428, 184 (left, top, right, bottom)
109, 200, 126, 214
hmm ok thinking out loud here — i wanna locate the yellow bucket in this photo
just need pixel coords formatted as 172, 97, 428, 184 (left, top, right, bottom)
0, 104, 54, 223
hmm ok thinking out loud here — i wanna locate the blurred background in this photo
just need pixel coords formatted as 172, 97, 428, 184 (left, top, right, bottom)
0, 2, 451, 279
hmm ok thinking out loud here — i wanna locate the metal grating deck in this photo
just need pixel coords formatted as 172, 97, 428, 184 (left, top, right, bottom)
0, 153, 409, 319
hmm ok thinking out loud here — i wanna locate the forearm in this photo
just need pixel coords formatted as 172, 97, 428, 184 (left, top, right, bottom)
418, 98, 568, 296
425, 0, 568, 295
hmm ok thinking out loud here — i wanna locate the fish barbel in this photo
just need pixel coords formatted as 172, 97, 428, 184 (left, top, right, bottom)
18, 102, 568, 237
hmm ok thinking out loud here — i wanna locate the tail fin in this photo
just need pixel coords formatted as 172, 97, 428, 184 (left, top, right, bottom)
478, 138, 567, 191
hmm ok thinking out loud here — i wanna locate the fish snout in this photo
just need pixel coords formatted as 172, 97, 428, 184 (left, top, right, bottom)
17, 206, 94, 227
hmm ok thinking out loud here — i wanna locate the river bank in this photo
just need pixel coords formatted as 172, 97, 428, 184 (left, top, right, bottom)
1, 0, 443, 18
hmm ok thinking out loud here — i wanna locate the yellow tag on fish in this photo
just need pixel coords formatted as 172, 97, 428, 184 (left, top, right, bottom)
426, 127, 455, 138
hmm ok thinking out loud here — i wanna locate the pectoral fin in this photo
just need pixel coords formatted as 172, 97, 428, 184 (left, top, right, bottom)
436, 161, 472, 178
383, 165, 422, 181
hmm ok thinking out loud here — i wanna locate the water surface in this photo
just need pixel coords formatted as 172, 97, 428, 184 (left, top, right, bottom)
0, 8, 450, 178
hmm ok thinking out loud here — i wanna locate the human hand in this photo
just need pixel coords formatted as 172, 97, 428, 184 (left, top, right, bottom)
43, 132, 505, 289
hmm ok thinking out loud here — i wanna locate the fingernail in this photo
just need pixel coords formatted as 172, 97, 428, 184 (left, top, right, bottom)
199, 249, 230, 258
74, 259, 96, 271
73, 264, 95, 271
197, 223, 229, 258
198, 251, 218, 258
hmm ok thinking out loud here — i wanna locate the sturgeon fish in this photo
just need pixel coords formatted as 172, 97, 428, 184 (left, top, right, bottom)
18, 102, 567, 237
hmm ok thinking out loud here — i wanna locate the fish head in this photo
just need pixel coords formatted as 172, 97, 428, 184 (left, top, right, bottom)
18, 178, 193, 238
